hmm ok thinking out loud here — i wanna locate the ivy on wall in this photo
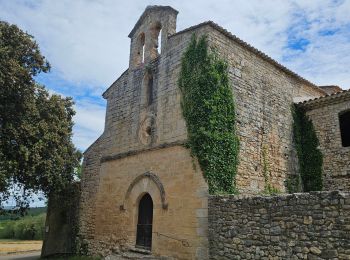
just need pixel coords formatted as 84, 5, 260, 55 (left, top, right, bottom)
292, 105, 323, 191
262, 145, 280, 194
178, 35, 239, 194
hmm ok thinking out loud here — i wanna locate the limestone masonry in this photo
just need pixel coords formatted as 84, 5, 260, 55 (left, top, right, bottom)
209, 191, 350, 259
77, 5, 350, 259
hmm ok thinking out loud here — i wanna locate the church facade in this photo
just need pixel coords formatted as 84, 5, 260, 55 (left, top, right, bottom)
78, 6, 350, 259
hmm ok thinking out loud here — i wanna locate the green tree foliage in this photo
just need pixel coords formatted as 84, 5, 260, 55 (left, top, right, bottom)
0, 21, 81, 212
178, 35, 239, 194
292, 105, 323, 191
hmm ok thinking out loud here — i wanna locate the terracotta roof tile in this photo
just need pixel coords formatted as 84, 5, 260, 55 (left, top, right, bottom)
297, 89, 350, 109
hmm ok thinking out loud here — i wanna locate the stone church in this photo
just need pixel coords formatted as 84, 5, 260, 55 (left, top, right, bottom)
78, 5, 350, 259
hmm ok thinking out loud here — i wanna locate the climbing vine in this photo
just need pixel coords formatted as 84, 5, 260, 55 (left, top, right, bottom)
178, 35, 239, 194
292, 104, 323, 191
262, 145, 280, 194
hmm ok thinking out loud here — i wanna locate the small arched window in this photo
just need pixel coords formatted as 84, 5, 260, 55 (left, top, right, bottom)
146, 73, 153, 106
339, 110, 350, 147
136, 33, 145, 65
150, 22, 162, 59
157, 26, 162, 54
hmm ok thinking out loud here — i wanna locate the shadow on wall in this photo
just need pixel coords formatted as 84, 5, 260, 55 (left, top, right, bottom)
41, 183, 80, 258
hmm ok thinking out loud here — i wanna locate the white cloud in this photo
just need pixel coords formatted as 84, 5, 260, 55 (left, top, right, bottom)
1, 0, 349, 151
73, 99, 106, 151
1, 0, 349, 89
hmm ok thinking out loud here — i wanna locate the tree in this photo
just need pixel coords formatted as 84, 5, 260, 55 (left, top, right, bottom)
0, 21, 81, 213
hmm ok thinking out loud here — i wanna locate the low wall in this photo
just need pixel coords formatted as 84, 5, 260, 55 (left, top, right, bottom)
209, 191, 350, 259
41, 183, 80, 257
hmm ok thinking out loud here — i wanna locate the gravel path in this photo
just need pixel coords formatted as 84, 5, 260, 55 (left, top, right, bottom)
0, 251, 41, 260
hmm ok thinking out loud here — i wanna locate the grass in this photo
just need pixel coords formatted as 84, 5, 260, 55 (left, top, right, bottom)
0, 239, 42, 254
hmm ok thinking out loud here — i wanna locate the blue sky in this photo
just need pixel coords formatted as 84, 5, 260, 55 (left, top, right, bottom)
1, 0, 349, 153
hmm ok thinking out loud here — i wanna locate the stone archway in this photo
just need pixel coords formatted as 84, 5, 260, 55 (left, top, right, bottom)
120, 171, 168, 211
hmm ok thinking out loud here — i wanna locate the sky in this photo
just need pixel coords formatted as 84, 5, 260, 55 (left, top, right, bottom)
1, 0, 350, 153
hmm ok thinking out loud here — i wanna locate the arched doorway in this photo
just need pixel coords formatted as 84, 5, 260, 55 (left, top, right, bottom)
136, 193, 153, 250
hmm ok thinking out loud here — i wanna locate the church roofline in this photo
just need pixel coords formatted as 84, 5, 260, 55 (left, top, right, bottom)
319, 85, 343, 94
102, 69, 129, 99
297, 89, 350, 110
128, 5, 178, 38
169, 21, 326, 95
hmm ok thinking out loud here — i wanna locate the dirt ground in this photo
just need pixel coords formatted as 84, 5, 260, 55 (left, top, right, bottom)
0, 240, 42, 255
0, 251, 40, 260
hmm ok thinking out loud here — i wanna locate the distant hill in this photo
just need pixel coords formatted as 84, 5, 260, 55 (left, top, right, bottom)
0, 207, 47, 220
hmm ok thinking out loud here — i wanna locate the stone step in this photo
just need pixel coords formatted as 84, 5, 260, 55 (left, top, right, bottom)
129, 247, 152, 255
105, 251, 173, 260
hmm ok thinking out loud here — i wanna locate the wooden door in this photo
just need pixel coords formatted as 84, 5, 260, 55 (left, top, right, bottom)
136, 193, 153, 250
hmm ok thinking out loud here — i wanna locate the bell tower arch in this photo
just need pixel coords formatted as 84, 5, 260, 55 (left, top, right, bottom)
128, 6, 178, 69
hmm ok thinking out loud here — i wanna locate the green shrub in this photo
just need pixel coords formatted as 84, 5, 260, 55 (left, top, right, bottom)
0, 221, 15, 238
0, 213, 45, 240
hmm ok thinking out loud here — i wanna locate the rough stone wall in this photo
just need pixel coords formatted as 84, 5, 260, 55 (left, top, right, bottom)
99, 20, 326, 199
78, 137, 103, 253
304, 100, 350, 191
79, 6, 331, 259
91, 145, 208, 259
201, 25, 323, 194
78, 9, 201, 258
209, 191, 350, 260
101, 18, 189, 160
41, 183, 80, 257
128, 6, 177, 67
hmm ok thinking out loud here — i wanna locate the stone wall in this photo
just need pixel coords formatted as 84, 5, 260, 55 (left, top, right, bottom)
41, 183, 80, 257
209, 191, 350, 260
78, 137, 103, 254
79, 6, 336, 259
86, 145, 209, 259
101, 19, 326, 197
302, 98, 350, 191
199, 24, 324, 194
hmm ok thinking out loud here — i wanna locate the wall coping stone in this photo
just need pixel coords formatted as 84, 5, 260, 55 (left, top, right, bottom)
209, 190, 349, 204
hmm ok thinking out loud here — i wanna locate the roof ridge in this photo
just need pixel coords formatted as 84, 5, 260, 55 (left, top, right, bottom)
102, 69, 129, 98
298, 88, 350, 105
169, 21, 326, 95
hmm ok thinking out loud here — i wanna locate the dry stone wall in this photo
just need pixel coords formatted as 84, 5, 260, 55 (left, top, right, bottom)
209, 191, 350, 260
